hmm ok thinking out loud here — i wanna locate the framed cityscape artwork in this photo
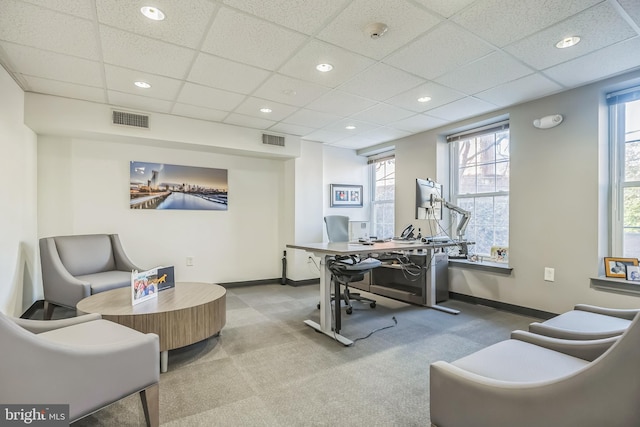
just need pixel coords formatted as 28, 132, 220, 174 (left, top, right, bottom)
130, 161, 228, 210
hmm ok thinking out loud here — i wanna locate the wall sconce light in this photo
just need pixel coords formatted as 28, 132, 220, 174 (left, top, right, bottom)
533, 114, 563, 129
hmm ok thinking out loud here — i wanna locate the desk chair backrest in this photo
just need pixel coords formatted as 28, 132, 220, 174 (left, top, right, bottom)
325, 215, 349, 242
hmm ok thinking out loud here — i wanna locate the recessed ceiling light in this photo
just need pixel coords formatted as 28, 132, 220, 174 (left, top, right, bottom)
417, 96, 432, 103
316, 63, 333, 72
260, 108, 272, 113
555, 36, 580, 49
140, 6, 165, 21
134, 81, 151, 89
282, 89, 297, 96
345, 125, 356, 130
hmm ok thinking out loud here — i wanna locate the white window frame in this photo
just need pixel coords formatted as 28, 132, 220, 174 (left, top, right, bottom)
369, 153, 395, 240
608, 85, 640, 258
449, 121, 510, 256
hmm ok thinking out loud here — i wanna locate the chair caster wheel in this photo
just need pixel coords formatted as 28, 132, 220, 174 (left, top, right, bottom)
346, 307, 353, 315
317, 303, 321, 309
370, 302, 376, 308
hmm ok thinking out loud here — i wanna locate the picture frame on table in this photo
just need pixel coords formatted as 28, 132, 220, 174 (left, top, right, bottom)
330, 184, 363, 208
604, 257, 639, 278
626, 265, 640, 282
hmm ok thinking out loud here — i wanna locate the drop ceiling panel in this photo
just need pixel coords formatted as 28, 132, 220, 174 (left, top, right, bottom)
317, 0, 442, 60
618, 0, 640, 26
385, 22, 494, 80
23, 75, 106, 103
171, 103, 229, 122
339, 62, 425, 101
427, 96, 498, 121
202, 7, 307, 70
253, 74, 329, 107
435, 52, 533, 95
543, 37, 640, 87
322, 118, 379, 134
328, 134, 379, 150
104, 65, 182, 101
349, 103, 415, 125
282, 108, 340, 128
306, 91, 376, 116
223, 113, 276, 129
357, 126, 412, 142
18, 0, 95, 19
100, 26, 196, 79
385, 82, 465, 113
475, 73, 563, 107
234, 97, 298, 121
0, 0, 99, 59
278, 40, 375, 88
221, 0, 351, 35
96, 0, 218, 49
1, 42, 103, 87
452, 0, 601, 47
412, 0, 478, 18
187, 53, 271, 95
177, 82, 246, 111
108, 91, 173, 114
390, 114, 447, 133
268, 122, 315, 136
303, 129, 345, 144
505, 2, 637, 70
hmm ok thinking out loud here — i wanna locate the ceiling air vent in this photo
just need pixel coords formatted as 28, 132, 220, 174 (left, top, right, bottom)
262, 134, 285, 147
112, 110, 149, 129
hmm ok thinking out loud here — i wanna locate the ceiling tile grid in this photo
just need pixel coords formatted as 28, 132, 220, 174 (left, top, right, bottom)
0, 0, 639, 150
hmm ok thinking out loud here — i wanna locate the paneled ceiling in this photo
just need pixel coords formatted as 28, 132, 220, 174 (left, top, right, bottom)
1, 0, 639, 150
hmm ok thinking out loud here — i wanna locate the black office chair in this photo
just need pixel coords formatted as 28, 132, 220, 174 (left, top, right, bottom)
321, 215, 380, 315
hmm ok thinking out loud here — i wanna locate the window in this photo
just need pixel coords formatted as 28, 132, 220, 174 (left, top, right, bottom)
608, 86, 640, 258
449, 122, 510, 255
370, 154, 395, 239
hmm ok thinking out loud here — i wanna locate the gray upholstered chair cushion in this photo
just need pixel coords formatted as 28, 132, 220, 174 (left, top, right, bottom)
54, 234, 116, 276
77, 270, 133, 294
529, 304, 638, 340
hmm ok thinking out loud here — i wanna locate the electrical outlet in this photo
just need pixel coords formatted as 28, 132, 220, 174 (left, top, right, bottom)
544, 267, 555, 282
186, 257, 194, 267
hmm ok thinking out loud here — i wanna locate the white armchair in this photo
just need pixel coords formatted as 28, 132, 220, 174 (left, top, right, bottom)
430, 313, 640, 427
0, 311, 159, 426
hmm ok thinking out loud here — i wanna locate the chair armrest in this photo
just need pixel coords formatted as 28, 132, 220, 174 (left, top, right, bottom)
528, 321, 626, 340
110, 234, 142, 272
575, 304, 640, 321
39, 238, 91, 306
511, 330, 618, 361
12, 313, 101, 334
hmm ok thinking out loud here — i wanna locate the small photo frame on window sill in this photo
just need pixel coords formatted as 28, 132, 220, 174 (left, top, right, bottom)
604, 257, 639, 278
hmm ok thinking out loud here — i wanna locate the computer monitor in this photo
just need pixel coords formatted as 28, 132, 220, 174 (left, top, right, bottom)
416, 178, 443, 220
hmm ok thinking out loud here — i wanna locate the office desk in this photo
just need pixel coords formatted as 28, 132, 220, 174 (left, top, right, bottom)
286, 240, 467, 345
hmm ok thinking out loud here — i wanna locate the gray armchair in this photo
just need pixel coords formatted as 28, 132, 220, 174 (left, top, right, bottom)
430, 313, 640, 427
39, 234, 141, 319
0, 311, 159, 426
529, 304, 639, 340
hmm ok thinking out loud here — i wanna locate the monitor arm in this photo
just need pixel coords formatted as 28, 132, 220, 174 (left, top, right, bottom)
431, 196, 471, 241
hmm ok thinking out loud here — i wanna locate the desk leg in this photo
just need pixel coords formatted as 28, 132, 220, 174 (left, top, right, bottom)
160, 351, 168, 373
425, 251, 460, 315
304, 255, 353, 346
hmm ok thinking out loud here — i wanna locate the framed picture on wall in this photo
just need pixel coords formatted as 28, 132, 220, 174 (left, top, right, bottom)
604, 257, 639, 278
330, 184, 363, 208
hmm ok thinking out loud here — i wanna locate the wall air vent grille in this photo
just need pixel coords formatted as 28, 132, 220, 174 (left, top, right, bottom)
112, 110, 149, 129
262, 134, 285, 147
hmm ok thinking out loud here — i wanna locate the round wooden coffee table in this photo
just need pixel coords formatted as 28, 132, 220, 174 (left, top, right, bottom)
77, 282, 226, 372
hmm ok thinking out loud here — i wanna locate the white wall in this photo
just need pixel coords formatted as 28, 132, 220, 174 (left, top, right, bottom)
0, 66, 38, 315
37, 136, 287, 286
390, 69, 640, 314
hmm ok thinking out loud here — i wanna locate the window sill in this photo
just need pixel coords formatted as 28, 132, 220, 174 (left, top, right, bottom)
590, 276, 640, 296
448, 259, 513, 275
